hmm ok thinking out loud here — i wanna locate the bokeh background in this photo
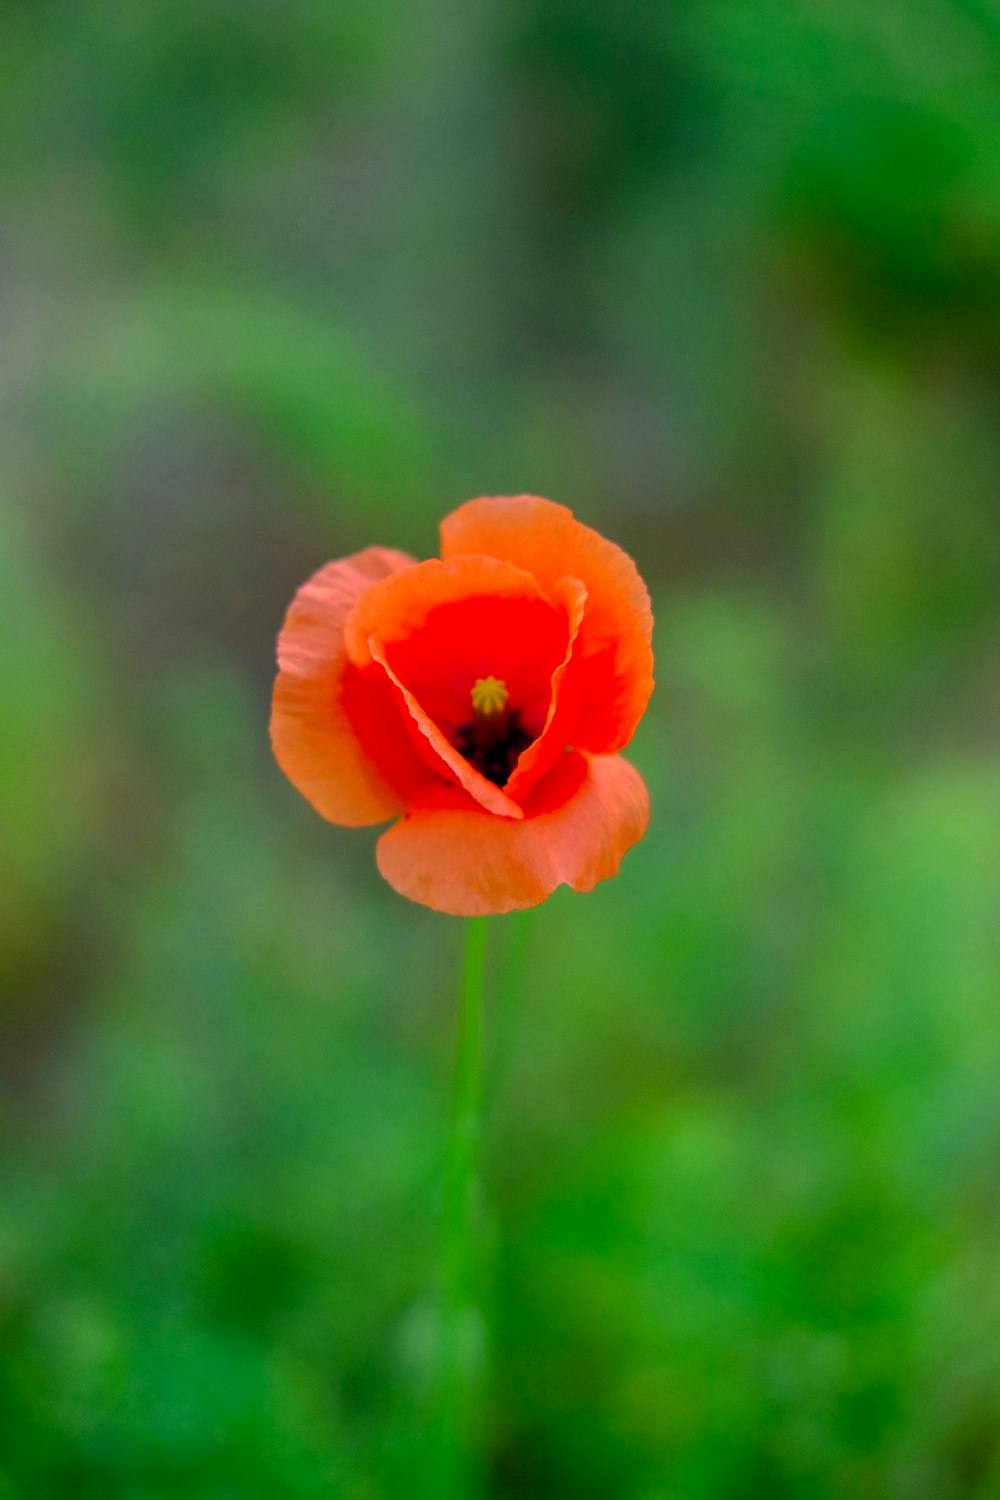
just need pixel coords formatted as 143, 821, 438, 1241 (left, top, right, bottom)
3, 3, 1000, 1496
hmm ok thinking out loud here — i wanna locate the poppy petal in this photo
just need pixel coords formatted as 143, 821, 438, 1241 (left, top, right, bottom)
440, 495, 654, 754
376, 750, 649, 916
271, 548, 431, 826
344, 554, 566, 718
505, 576, 587, 803
345, 554, 576, 818
368, 636, 524, 820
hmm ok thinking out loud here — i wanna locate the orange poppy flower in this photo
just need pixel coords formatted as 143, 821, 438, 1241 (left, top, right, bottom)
270, 495, 653, 916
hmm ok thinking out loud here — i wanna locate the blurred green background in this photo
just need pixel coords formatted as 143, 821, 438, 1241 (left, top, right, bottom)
3, 2, 1000, 1496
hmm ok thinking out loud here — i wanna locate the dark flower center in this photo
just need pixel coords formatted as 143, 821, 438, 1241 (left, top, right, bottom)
448, 675, 534, 786
452, 709, 533, 787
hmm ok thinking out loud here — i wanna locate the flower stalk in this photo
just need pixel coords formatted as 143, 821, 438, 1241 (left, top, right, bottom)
434, 916, 489, 1496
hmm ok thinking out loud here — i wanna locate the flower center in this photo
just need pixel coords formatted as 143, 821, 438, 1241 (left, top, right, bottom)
470, 675, 509, 719
452, 676, 532, 788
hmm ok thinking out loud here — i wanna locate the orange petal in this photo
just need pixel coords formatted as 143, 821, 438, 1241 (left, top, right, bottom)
368, 636, 524, 820
271, 548, 432, 826
440, 495, 654, 754
505, 576, 587, 803
376, 751, 650, 915
345, 555, 575, 816
345, 554, 566, 727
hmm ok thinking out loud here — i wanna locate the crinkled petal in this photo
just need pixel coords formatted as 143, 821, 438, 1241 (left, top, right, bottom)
368, 636, 524, 819
345, 553, 565, 721
505, 576, 587, 803
440, 495, 654, 754
270, 548, 431, 826
346, 554, 575, 816
376, 751, 650, 915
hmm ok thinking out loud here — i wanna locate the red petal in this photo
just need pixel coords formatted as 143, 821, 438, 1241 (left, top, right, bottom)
368, 636, 524, 820
270, 549, 431, 826
505, 576, 587, 803
440, 495, 654, 753
376, 751, 650, 915
345, 554, 574, 816
345, 554, 567, 728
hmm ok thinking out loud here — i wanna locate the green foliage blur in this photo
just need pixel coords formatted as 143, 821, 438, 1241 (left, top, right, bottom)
2, 3, 1000, 1496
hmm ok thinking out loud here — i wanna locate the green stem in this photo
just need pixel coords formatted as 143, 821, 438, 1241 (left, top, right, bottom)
435, 916, 489, 1497
488, 909, 537, 1109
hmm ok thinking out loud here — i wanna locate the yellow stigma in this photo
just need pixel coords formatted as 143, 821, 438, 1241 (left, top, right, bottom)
470, 675, 509, 719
